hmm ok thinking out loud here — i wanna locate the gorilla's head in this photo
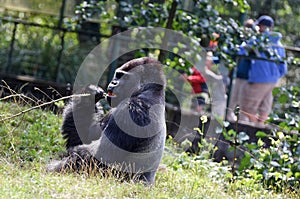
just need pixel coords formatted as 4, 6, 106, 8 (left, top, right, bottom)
106, 57, 166, 107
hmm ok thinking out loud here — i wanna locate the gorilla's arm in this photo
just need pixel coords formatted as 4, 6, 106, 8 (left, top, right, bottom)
61, 85, 106, 149
61, 102, 82, 149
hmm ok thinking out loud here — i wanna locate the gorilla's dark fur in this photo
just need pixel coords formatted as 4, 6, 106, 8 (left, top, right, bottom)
47, 57, 166, 184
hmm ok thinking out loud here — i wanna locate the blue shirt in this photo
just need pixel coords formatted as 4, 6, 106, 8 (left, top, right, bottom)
240, 31, 287, 83
236, 58, 251, 79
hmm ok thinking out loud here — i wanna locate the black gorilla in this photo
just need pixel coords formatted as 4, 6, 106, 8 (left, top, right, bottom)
47, 57, 166, 184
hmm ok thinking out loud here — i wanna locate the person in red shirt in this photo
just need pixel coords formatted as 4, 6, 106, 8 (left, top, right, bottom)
182, 66, 210, 113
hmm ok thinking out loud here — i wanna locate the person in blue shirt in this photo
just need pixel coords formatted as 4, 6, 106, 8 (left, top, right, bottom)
239, 15, 287, 123
227, 19, 256, 121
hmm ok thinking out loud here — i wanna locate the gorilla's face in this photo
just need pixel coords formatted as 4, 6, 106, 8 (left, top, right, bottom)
107, 68, 141, 107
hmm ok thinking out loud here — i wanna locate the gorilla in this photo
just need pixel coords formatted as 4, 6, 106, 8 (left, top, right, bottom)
47, 57, 166, 184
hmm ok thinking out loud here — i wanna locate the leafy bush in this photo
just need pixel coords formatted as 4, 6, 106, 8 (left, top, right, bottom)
271, 85, 300, 130
221, 85, 300, 190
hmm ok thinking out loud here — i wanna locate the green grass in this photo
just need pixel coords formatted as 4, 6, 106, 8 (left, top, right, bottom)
0, 101, 299, 199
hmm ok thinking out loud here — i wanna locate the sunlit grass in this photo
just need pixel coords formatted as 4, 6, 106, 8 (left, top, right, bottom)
0, 101, 299, 198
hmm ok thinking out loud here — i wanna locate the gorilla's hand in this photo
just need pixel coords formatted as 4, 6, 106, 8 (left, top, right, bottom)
83, 84, 106, 103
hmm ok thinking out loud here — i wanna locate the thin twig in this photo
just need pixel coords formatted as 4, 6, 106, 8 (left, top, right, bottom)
1, 81, 19, 104
49, 86, 65, 98
0, 93, 37, 104
0, 93, 90, 122
34, 87, 53, 101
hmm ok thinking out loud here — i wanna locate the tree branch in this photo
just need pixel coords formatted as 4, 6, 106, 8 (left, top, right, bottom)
0, 94, 90, 122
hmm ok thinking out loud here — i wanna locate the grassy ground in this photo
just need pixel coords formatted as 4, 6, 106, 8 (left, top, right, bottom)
0, 101, 298, 199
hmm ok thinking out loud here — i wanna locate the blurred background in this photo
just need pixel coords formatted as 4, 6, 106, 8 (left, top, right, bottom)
0, 0, 299, 97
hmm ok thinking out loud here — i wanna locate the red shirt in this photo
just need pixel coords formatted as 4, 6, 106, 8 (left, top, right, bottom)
186, 67, 207, 94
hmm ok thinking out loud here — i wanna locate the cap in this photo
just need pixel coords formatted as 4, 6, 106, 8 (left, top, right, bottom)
255, 15, 274, 27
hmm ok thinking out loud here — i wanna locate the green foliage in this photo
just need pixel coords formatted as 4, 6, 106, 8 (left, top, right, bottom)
242, 130, 300, 190
0, 18, 92, 83
219, 85, 300, 191
271, 86, 300, 130
2, 0, 299, 84
76, 0, 292, 73
0, 101, 64, 163
75, 0, 253, 68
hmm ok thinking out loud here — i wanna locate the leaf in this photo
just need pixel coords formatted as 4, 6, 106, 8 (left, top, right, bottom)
276, 131, 285, 140
119, 1, 128, 6
295, 172, 300, 179
180, 139, 192, 148
193, 127, 203, 135
278, 93, 289, 104
223, 121, 230, 127
199, 19, 209, 28
270, 161, 280, 167
173, 47, 179, 54
256, 131, 267, 138
215, 127, 223, 134
238, 152, 251, 171
200, 115, 208, 123
272, 87, 281, 96
227, 129, 236, 137
238, 132, 250, 142
257, 138, 265, 147
291, 100, 300, 108
244, 143, 258, 150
